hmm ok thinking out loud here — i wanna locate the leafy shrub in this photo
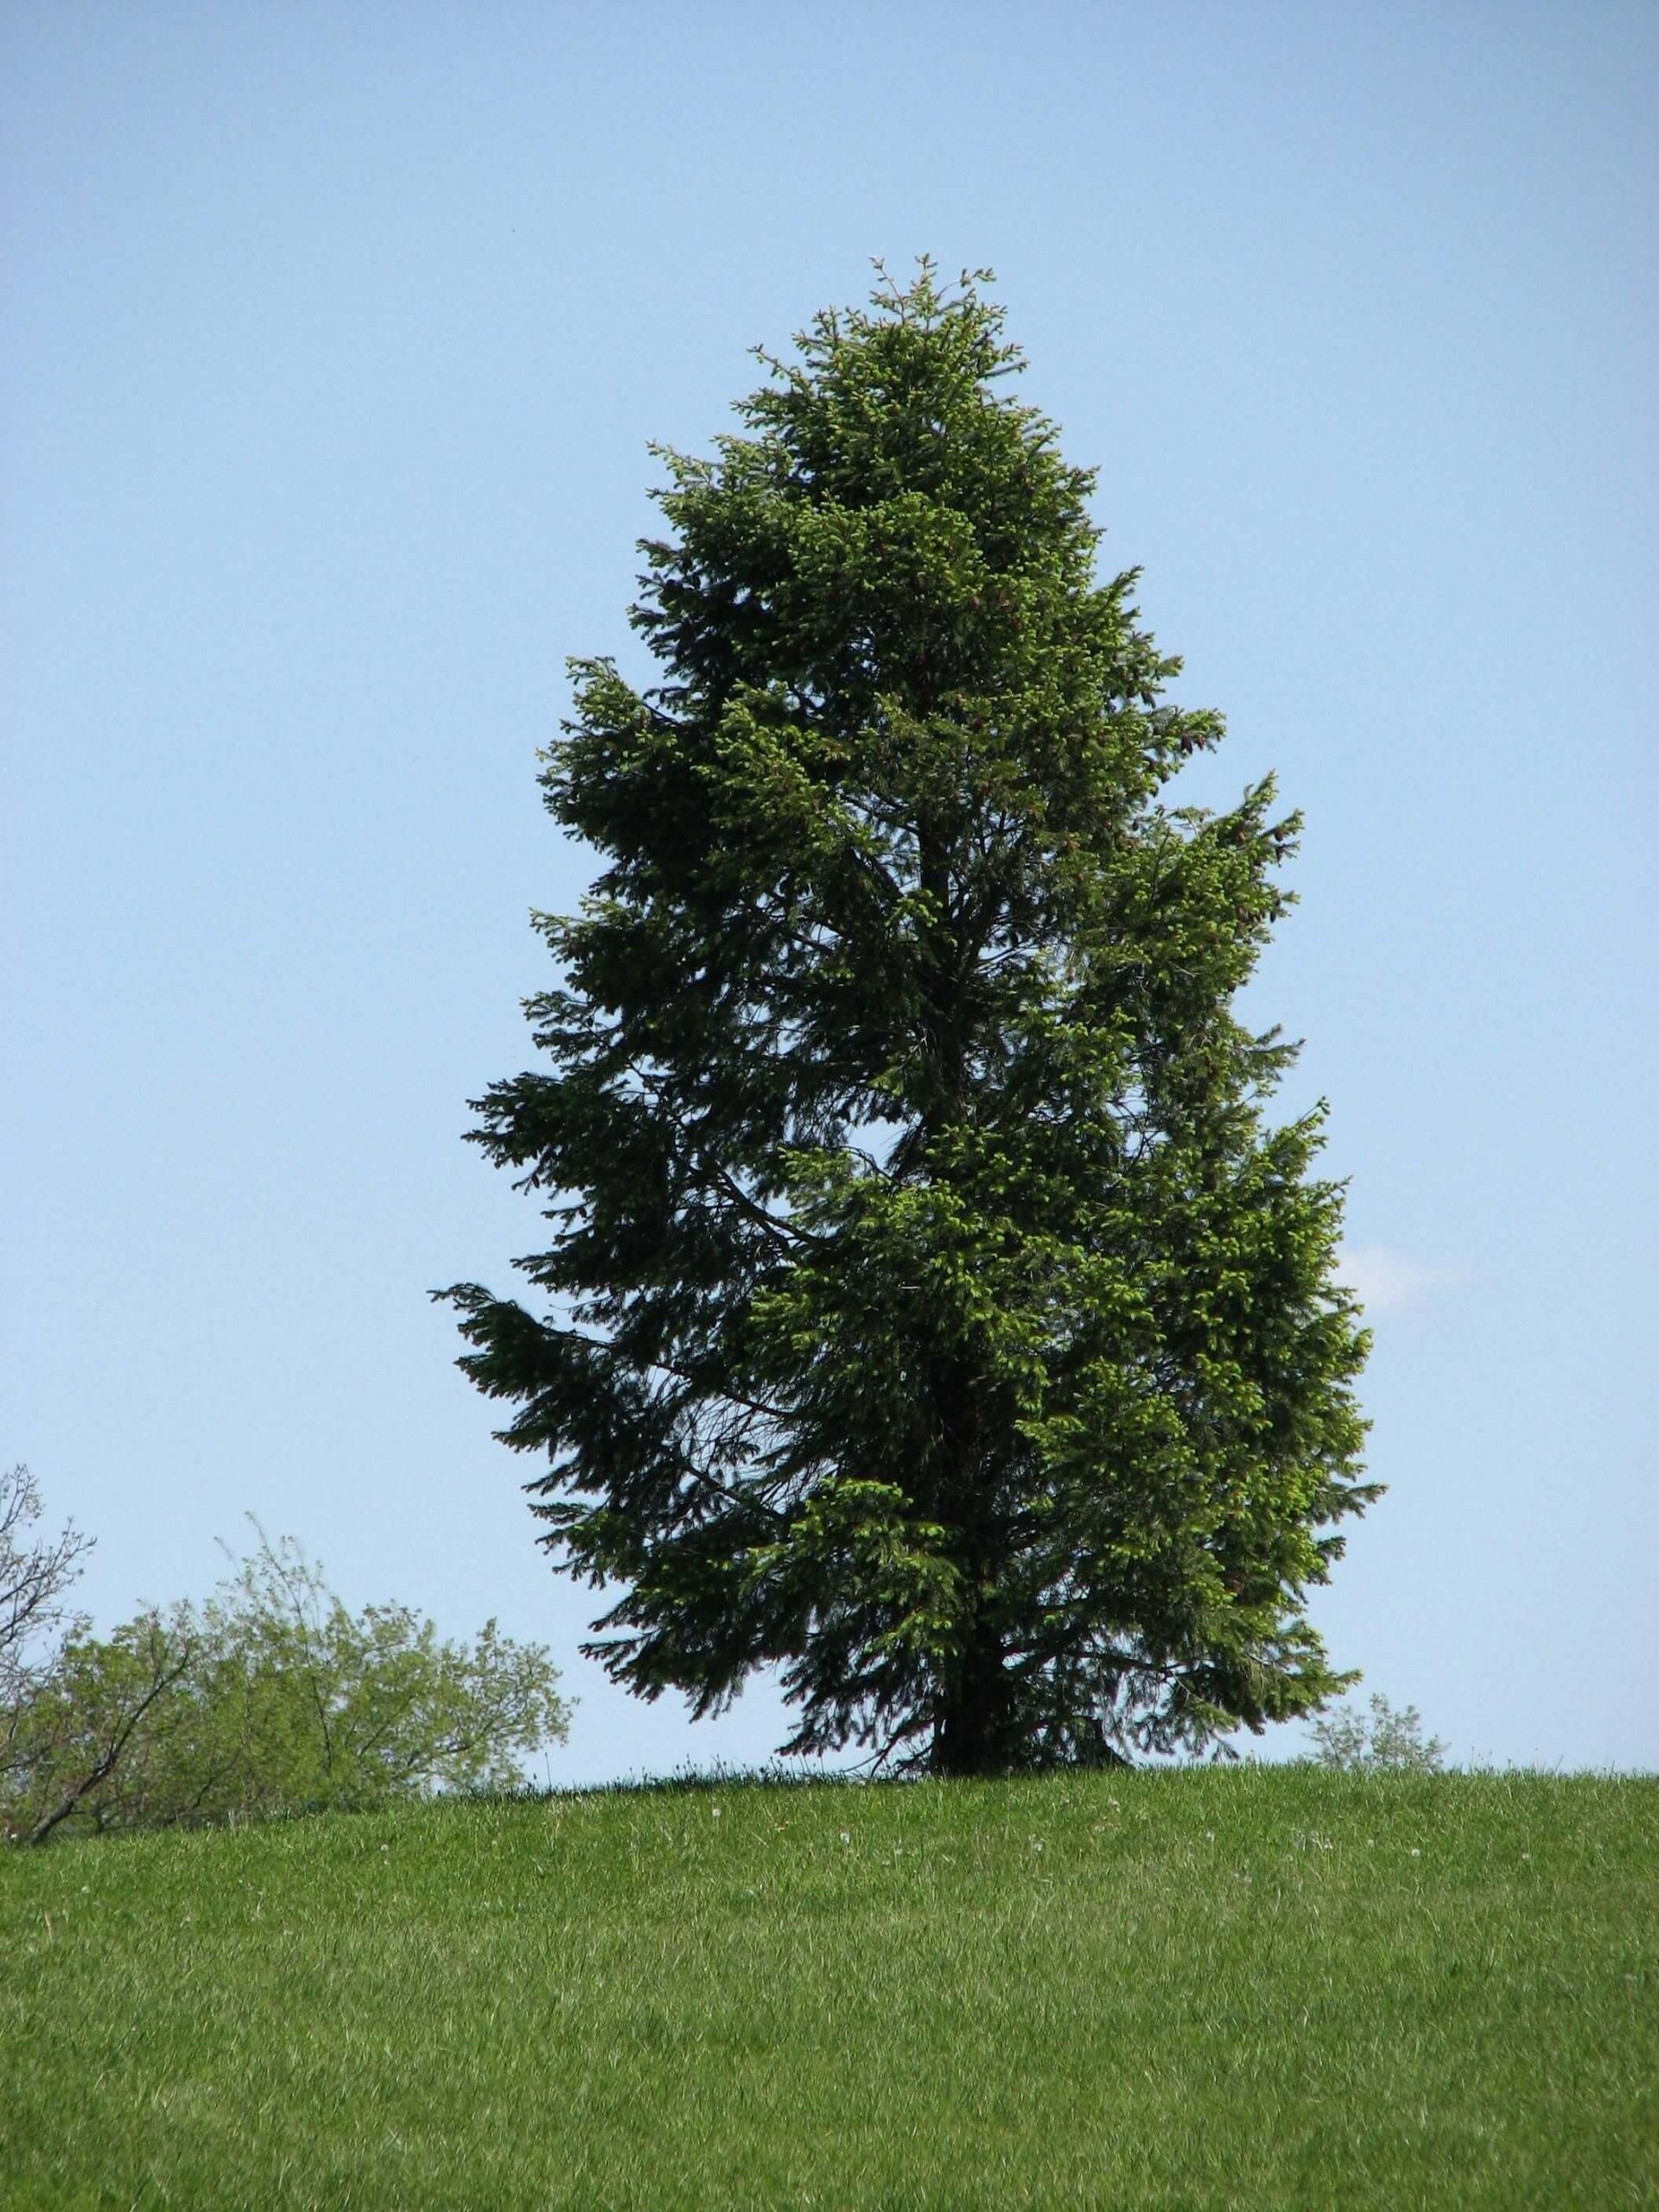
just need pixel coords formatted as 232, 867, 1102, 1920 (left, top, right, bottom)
1308, 1692, 1446, 1773
4, 1524, 569, 1841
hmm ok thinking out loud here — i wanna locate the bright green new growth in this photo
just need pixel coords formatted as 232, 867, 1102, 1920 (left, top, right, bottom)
446, 264, 1375, 1773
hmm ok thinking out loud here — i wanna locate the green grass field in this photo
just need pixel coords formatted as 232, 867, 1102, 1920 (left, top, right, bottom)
3, 1769, 1653, 2208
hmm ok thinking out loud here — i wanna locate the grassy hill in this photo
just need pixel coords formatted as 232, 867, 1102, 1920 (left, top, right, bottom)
3, 1768, 1652, 2207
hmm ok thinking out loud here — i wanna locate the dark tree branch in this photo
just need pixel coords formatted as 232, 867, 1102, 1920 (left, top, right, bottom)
23, 1637, 194, 1847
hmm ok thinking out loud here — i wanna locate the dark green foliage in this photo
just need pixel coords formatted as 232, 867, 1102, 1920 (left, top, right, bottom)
445, 264, 1374, 1773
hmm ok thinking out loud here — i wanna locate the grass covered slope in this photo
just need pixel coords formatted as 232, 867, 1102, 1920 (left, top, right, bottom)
3, 1770, 1652, 2208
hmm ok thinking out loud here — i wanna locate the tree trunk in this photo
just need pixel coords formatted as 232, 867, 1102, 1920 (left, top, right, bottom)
930, 1595, 1011, 1777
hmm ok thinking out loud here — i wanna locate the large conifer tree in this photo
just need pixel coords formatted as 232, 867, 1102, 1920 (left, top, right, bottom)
445, 266, 1375, 1774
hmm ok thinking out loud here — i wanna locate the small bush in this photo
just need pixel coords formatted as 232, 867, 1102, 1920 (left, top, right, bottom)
1308, 1692, 1446, 1773
3, 1524, 569, 1841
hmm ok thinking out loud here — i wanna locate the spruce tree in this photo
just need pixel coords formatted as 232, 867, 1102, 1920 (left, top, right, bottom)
444, 265, 1375, 1774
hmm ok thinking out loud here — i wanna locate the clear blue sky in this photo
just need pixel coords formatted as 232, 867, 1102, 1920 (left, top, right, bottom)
4, 3, 1654, 1780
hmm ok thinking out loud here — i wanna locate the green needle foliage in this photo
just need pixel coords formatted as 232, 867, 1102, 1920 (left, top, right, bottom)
444, 263, 1375, 1775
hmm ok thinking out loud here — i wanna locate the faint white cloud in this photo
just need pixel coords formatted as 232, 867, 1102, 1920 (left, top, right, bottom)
1336, 1245, 1468, 1316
